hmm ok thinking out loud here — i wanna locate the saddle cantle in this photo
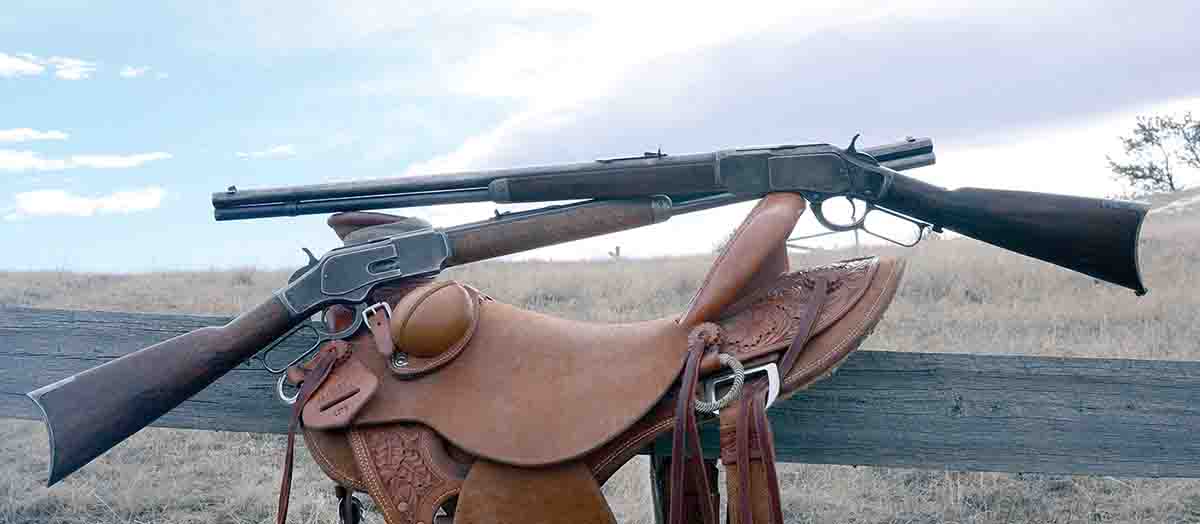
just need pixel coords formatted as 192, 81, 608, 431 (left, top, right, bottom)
280, 194, 905, 524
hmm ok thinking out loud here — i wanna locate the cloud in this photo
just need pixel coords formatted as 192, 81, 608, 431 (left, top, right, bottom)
0, 150, 68, 171
70, 152, 173, 168
1, 53, 98, 79
437, 1, 896, 100
2, 54, 162, 80
6, 187, 165, 220
119, 65, 150, 78
0, 150, 172, 172
322, 2, 899, 101
236, 144, 297, 159
0, 52, 44, 77
46, 56, 97, 80
409, 0, 1200, 176
119, 65, 167, 79
0, 128, 70, 142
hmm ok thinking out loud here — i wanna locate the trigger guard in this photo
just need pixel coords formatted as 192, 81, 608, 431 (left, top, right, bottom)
809, 196, 873, 232
328, 303, 368, 340
257, 303, 367, 375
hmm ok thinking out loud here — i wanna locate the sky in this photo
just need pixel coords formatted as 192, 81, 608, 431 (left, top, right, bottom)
2, 0, 1198, 272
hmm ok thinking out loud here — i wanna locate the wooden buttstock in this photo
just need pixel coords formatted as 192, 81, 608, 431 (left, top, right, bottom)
881, 174, 1149, 294
28, 295, 294, 486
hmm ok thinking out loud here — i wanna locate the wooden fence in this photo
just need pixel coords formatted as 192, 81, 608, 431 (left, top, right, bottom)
3, 306, 1200, 479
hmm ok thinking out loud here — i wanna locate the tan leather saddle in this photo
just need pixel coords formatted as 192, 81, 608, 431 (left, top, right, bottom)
277, 193, 905, 524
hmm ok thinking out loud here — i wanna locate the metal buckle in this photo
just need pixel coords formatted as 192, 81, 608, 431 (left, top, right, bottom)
361, 302, 391, 325
701, 362, 780, 413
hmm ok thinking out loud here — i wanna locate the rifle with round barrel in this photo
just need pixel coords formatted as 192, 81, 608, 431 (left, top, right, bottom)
212, 138, 935, 220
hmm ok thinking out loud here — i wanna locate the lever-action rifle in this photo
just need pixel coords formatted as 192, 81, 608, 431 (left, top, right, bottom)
29, 136, 1148, 488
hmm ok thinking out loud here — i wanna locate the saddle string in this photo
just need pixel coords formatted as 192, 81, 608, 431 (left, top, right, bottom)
777, 277, 830, 376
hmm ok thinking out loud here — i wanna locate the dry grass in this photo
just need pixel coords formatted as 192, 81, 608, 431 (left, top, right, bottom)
2, 190, 1199, 523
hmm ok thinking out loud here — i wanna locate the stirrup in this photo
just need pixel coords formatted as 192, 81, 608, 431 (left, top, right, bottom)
335, 486, 363, 524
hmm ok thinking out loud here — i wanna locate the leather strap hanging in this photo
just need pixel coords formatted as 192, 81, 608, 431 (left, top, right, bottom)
668, 323, 722, 524
276, 341, 347, 524
720, 277, 829, 523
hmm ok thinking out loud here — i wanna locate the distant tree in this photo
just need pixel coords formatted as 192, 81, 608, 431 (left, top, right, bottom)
1107, 112, 1199, 193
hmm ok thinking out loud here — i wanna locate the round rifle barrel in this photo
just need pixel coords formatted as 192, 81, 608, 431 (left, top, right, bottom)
212, 138, 935, 220
882, 152, 936, 172
864, 137, 933, 163
213, 188, 490, 221
211, 139, 932, 209
211, 153, 717, 208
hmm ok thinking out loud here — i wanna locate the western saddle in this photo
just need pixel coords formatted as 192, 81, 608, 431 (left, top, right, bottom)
278, 193, 905, 523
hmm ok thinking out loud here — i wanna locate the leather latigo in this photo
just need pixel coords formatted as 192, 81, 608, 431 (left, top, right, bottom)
291, 202, 904, 524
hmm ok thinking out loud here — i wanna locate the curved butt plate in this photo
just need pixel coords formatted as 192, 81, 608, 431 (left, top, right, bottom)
27, 377, 73, 487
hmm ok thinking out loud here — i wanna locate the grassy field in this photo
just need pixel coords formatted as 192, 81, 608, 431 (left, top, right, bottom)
2, 190, 1198, 523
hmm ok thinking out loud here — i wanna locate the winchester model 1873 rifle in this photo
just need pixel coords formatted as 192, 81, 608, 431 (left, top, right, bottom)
29, 135, 1148, 491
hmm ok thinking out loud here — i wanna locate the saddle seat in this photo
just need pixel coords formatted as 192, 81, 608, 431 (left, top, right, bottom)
314, 296, 693, 466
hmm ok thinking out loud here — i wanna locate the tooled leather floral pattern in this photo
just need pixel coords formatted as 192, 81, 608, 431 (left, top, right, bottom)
363, 427, 443, 524
717, 257, 876, 359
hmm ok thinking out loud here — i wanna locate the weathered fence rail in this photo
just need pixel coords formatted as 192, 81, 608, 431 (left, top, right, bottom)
3, 306, 1200, 478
